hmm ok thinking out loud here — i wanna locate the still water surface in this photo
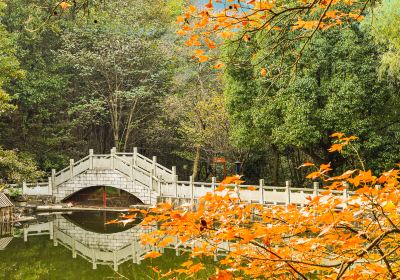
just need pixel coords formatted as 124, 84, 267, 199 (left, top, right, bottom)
0, 211, 211, 280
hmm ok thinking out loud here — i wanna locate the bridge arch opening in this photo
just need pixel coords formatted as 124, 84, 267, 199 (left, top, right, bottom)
62, 211, 142, 234
62, 186, 144, 207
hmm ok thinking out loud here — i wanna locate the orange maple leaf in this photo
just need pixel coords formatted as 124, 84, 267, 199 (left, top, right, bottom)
320, 163, 332, 172
260, 68, 267, 76
214, 62, 224, 69
325, 10, 338, 18
144, 251, 162, 259
330, 132, 345, 139
194, 49, 204, 55
188, 5, 197, 13
59, 1, 71, 10
198, 55, 208, 62
328, 143, 343, 153
210, 270, 233, 280
306, 171, 321, 179
299, 161, 314, 168
176, 16, 185, 23
188, 263, 205, 274
205, 0, 213, 9
205, 37, 216, 49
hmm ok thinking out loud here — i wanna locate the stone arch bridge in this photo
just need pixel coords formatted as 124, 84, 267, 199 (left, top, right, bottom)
42, 148, 176, 205
8, 148, 352, 206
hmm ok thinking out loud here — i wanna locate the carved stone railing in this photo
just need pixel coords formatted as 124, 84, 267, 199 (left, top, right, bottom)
50, 147, 176, 192
158, 179, 354, 207
5, 147, 354, 207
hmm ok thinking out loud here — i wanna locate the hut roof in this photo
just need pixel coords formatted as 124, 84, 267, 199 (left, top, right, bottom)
0, 193, 13, 208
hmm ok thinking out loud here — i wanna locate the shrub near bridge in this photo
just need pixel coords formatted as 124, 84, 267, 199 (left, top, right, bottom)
116, 133, 400, 279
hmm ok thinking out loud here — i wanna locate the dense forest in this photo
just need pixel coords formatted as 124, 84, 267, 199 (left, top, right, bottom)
0, 0, 399, 186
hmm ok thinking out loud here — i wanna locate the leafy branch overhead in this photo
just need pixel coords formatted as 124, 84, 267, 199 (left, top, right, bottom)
176, 0, 368, 69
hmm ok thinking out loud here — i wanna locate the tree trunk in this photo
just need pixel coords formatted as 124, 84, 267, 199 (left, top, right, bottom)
192, 145, 201, 181
122, 98, 138, 152
271, 149, 280, 185
109, 98, 120, 150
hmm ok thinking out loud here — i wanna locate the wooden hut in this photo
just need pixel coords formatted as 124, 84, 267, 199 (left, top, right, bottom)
0, 193, 13, 223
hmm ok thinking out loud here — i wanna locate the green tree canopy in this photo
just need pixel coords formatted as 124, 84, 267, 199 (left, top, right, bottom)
224, 24, 400, 183
0, 1, 24, 115
364, 0, 400, 78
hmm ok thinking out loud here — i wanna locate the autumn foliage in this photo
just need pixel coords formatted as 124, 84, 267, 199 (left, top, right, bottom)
125, 133, 400, 279
176, 0, 367, 66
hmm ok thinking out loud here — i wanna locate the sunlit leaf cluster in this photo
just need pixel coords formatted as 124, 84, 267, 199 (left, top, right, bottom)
130, 134, 400, 279
177, 0, 368, 68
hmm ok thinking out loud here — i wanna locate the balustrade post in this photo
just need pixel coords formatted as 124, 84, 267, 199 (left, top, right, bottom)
130, 151, 135, 181
235, 181, 240, 200
343, 182, 349, 208
70, 159, 74, 178
172, 166, 178, 197
48, 177, 52, 196
132, 238, 137, 263
211, 177, 216, 192
89, 149, 94, 169
133, 147, 138, 166
22, 181, 27, 195
72, 240, 77, 258
23, 228, 28, 242
135, 240, 142, 264
285, 180, 291, 205
51, 169, 56, 188
158, 176, 162, 194
130, 163, 134, 182
113, 251, 118, 271
149, 169, 154, 191
153, 156, 157, 177
53, 230, 58, 246
259, 179, 265, 204
110, 147, 116, 169
49, 221, 54, 240
175, 180, 179, 198
313, 182, 319, 197
92, 249, 97, 269
190, 176, 194, 201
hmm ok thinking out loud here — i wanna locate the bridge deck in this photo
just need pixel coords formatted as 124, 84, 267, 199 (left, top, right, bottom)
6, 148, 352, 206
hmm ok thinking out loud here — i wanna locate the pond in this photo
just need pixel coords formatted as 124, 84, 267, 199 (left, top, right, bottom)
0, 211, 213, 280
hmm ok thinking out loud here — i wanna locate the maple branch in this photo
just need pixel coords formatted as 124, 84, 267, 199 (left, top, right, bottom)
348, 142, 366, 171
336, 221, 396, 278
376, 245, 396, 279
247, 240, 309, 279
366, 194, 400, 232
335, 228, 400, 279
243, 253, 342, 268
375, 245, 400, 263
294, 0, 334, 71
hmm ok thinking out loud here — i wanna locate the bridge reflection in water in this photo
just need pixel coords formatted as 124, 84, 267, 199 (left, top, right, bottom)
23, 212, 154, 272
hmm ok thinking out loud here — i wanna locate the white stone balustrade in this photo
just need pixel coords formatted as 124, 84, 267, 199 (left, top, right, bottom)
6, 147, 353, 206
